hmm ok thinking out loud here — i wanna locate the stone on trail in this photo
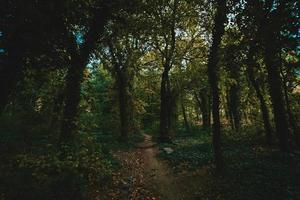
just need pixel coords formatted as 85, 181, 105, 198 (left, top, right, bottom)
163, 147, 174, 154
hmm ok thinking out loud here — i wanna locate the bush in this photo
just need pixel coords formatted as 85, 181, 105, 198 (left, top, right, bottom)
0, 135, 112, 200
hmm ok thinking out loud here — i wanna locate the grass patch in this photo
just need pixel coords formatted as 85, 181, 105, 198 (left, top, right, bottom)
158, 131, 213, 170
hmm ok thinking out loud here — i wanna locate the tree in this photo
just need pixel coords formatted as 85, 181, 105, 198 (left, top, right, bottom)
223, 42, 242, 132
156, 0, 179, 142
261, 0, 290, 152
206, 0, 227, 172
59, 0, 133, 142
246, 41, 273, 144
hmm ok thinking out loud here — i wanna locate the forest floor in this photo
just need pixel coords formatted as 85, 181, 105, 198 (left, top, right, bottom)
1, 128, 299, 200
101, 131, 300, 200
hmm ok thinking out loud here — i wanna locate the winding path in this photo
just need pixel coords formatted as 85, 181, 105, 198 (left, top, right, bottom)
106, 134, 198, 200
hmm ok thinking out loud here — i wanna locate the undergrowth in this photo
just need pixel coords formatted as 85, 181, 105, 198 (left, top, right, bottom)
158, 127, 300, 200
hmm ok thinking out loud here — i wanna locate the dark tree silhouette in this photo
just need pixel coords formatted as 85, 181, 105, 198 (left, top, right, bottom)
206, 0, 227, 172
247, 42, 273, 145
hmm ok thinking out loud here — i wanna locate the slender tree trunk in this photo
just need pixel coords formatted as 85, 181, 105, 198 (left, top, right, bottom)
247, 44, 273, 145
206, 0, 227, 172
180, 94, 190, 133
226, 91, 234, 130
228, 85, 241, 131
225, 47, 241, 132
160, 70, 172, 142
195, 91, 211, 129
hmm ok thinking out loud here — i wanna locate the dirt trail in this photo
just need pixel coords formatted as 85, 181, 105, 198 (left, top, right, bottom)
139, 134, 180, 200
107, 134, 199, 200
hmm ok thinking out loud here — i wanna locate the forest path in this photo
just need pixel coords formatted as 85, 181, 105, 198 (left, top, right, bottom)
137, 134, 180, 200
106, 134, 198, 200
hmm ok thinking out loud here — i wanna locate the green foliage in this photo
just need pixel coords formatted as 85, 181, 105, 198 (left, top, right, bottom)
0, 134, 113, 200
79, 67, 117, 133
159, 130, 213, 170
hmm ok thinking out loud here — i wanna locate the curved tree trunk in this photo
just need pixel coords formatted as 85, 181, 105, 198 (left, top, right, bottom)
60, 10, 108, 142
246, 44, 273, 145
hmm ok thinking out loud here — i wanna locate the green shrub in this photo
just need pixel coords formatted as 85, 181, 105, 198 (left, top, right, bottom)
0, 135, 112, 200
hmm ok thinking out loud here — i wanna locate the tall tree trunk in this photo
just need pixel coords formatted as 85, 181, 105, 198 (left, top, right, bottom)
225, 46, 241, 132
226, 91, 234, 130
206, 0, 227, 172
228, 85, 241, 131
159, 0, 178, 142
247, 44, 273, 145
263, 33, 290, 152
195, 90, 211, 129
